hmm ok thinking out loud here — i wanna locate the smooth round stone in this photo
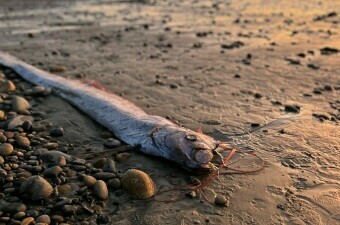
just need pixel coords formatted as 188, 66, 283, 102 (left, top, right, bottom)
32, 86, 46, 95
214, 194, 228, 206
13, 211, 26, 219
107, 178, 121, 189
0, 110, 5, 120
0, 156, 4, 164
93, 158, 107, 168
0, 143, 14, 156
43, 143, 58, 150
0, 80, 16, 92
84, 175, 97, 187
103, 138, 121, 148
43, 166, 63, 177
115, 153, 130, 162
36, 215, 51, 224
20, 175, 53, 201
58, 184, 72, 195
22, 120, 33, 132
51, 215, 64, 223
11, 96, 30, 112
121, 169, 155, 199
97, 214, 111, 224
62, 205, 77, 215
16, 136, 30, 148
0, 134, 7, 143
50, 127, 64, 137
93, 180, 108, 200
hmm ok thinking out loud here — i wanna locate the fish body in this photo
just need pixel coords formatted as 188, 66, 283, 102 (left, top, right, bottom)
0, 51, 218, 171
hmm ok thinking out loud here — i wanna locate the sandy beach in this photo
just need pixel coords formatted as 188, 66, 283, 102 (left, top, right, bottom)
0, 0, 339, 224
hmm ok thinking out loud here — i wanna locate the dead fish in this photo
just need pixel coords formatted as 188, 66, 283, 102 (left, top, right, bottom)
0, 51, 220, 172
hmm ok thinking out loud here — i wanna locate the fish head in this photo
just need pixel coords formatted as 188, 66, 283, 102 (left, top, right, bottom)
159, 128, 218, 172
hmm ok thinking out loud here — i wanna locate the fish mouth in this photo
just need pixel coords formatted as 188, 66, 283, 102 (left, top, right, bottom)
191, 148, 214, 164
188, 163, 214, 174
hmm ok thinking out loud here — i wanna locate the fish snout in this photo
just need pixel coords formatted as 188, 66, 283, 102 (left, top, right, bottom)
193, 149, 214, 164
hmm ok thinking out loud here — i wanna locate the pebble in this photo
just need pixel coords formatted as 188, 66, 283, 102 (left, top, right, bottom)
94, 172, 116, 180
12, 96, 30, 112
102, 159, 117, 174
84, 175, 97, 187
21, 217, 34, 225
121, 169, 155, 199
58, 184, 72, 195
49, 65, 67, 73
50, 127, 64, 137
107, 178, 121, 189
0, 80, 16, 92
93, 158, 107, 168
214, 194, 228, 206
22, 120, 33, 132
32, 86, 46, 95
40, 151, 71, 165
0, 110, 5, 120
51, 215, 64, 223
93, 180, 108, 200
284, 104, 300, 113
115, 152, 130, 162
97, 215, 111, 224
36, 215, 51, 224
0, 143, 14, 156
55, 199, 73, 209
16, 136, 30, 148
7, 115, 34, 130
43, 166, 63, 177
20, 175, 54, 201
103, 138, 121, 148
62, 205, 77, 216
0, 135, 6, 143
0, 201, 27, 213
0, 156, 4, 164
13, 212, 26, 219
43, 142, 59, 150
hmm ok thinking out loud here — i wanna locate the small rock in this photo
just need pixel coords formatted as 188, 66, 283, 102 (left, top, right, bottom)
0, 110, 5, 120
51, 215, 64, 223
214, 194, 228, 206
22, 120, 33, 132
7, 116, 34, 130
40, 151, 71, 165
121, 169, 155, 199
0, 135, 6, 143
50, 127, 64, 137
12, 96, 30, 112
115, 152, 130, 162
49, 65, 67, 73
0, 80, 16, 92
93, 158, 107, 168
43, 166, 63, 177
21, 217, 34, 225
0, 201, 27, 213
43, 142, 58, 150
107, 178, 121, 189
0, 143, 14, 156
84, 175, 97, 187
103, 138, 121, 148
284, 105, 300, 113
102, 159, 117, 174
13, 212, 26, 220
32, 86, 46, 95
16, 136, 30, 148
62, 205, 77, 216
94, 172, 116, 180
93, 180, 108, 200
20, 175, 53, 201
97, 214, 111, 224
0, 156, 4, 164
36, 215, 51, 224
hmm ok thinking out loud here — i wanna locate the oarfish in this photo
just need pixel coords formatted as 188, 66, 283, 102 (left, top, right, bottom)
0, 51, 220, 172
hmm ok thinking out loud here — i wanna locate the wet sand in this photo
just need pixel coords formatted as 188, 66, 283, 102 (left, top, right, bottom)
0, 0, 339, 224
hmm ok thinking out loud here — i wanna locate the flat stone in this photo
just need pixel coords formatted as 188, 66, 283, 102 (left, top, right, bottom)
7, 116, 34, 130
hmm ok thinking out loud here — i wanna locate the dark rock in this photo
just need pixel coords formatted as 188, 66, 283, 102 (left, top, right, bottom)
50, 127, 64, 137
102, 159, 117, 174
97, 214, 111, 224
284, 105, 300, 113
103, 138, 121, 148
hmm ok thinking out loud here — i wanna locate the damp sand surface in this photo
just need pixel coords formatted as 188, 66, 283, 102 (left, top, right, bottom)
0, 0, 339, 224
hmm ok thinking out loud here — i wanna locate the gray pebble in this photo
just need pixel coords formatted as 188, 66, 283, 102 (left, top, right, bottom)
103, 138, 121, 148
50, 127, 64, 137
43, 166, 63, 177
102, 159, 117, 174
94, 172, 116, 180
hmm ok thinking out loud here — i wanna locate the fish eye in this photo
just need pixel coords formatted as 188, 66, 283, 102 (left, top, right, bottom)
186, 134, 197, 141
